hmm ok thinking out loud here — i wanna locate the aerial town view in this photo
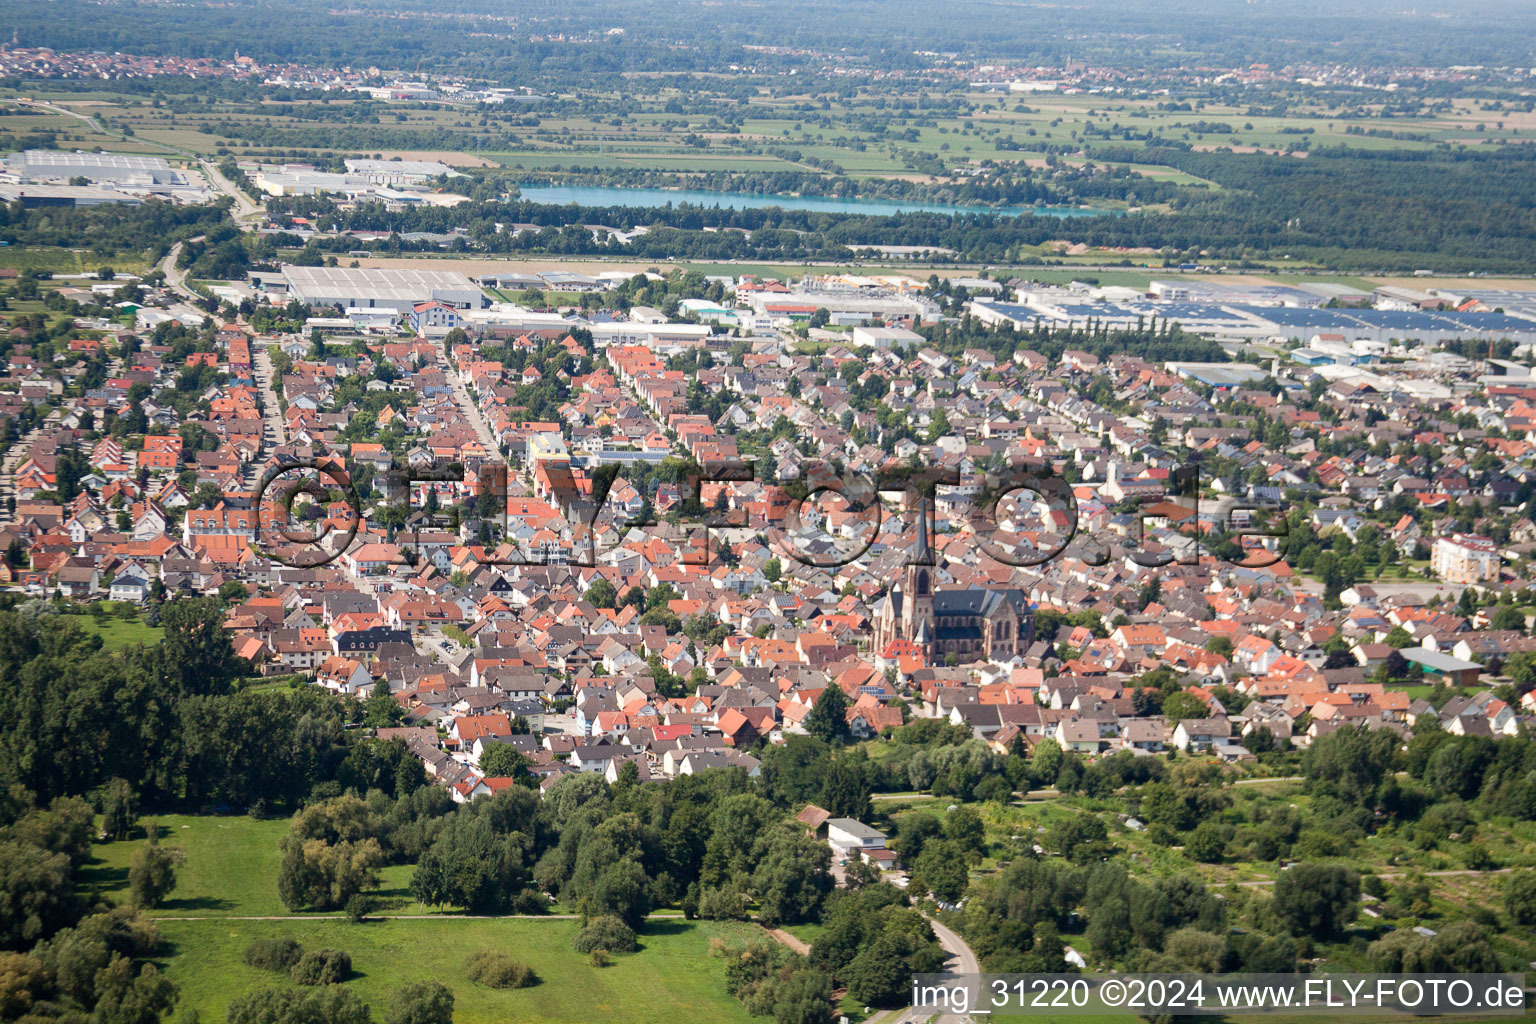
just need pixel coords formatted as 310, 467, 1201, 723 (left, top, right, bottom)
5, 0, 1536, 1022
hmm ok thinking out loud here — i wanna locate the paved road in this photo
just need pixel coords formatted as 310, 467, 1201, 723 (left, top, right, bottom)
0, 425, 46, 510
200, 157, 264, 223
922, 915, 983, 1024
446, 359, 503, 457
251, 344, 287, 434
19, 99, 110, 136
160, 241, 211, 309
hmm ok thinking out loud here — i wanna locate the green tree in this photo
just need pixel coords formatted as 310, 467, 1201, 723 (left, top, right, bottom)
1303, 725, 1398, 806
1048, 815, 1112, 864
911, 839, 969, 902
100, 778, 137, 841
0, 838, 77, 947
944, 806, 985, 856
1505, 871, 1536, 926
477, 743, 531, 782
1185, 822, 1226, 863
1273, 863, 1358, 939
227, 985, 372, 1024
127, 825, 180, 908
277, 833, 383, 912
1491, 606, 1527, 632
154, 596, 246, 697
1161, 691, 1208, 727
362, 678, 406, 729
586, 578, 617, 609
803, 685, 851, 744
580, 858, 653, 930
385, 981, 454, 1024
752, 826, 833, 926
818, 755, 870, 819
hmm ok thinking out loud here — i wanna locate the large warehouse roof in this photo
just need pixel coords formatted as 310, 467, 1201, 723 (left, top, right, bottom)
282, 266, 486, 310
10, 150, 177, 183
343, 159, 459, 178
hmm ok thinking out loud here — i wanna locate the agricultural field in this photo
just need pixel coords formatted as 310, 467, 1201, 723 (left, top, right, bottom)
6, 84, 1531, 199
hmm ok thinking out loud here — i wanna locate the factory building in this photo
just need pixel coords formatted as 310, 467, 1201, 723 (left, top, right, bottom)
6, 150, 181, 185
282, 266, 488, 313
969, 296, 1536, 347
343, 159, 460, 184
0, 183, 142, 207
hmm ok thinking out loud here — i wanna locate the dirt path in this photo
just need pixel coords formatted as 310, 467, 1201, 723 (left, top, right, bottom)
761, 926, 811, 955
1236, 867, 1512, 888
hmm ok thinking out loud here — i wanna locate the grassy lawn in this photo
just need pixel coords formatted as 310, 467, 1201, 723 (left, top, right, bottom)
89, 815, 489, 917
87, 815, 296, 915
89, 815, 758, 1024
71, 614, 166, 650
153, 917, 756, 1024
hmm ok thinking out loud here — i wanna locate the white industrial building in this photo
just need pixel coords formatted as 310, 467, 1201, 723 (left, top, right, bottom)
343, 159, 460, 184
851, 325, 924, 351
255, 169, 369, 197
6, 150, 181, 185
283, 266, 487, 313
460, 305, 712, 350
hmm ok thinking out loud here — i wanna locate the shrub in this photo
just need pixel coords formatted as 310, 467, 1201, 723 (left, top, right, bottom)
290, 948, 352, 985
589, 949, 610, 967
386, 981, 454, 1024
464, 950, 539, 989
244, 937, 304, 972
345, 894, 373, 923
571, 915, 637, 954
1185, 822, 1226, 864
512, 889, 547, 915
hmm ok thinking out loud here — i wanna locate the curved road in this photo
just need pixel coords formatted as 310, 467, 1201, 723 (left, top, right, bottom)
927, 915, 982, 1024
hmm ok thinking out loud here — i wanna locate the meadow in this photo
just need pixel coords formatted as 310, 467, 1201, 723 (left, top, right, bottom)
152, 916, 756, 1024
84, 815, 759, 1024
5, 84, 1527, 199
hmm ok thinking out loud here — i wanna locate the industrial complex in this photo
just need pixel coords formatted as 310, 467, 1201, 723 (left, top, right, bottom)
279, 266, 489, 312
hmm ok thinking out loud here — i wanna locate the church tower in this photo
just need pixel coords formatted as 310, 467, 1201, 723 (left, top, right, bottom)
900, 502, 935, 656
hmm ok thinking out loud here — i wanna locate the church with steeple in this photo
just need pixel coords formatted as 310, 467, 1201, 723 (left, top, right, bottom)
871, 506, 1032, 663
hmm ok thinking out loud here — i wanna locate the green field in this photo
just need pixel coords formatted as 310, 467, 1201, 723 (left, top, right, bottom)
89, 815, 467, 918
86, 815, 759, 1024
8, 86, 1530, 200
152, 917, 756, 1024
73, 614, 167, 650
87, 815, 295, 915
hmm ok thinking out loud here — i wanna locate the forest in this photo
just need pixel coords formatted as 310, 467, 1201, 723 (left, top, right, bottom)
9, 0, 1536, 77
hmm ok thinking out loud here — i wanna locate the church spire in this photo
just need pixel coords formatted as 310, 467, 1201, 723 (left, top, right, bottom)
911, 496, 931, 565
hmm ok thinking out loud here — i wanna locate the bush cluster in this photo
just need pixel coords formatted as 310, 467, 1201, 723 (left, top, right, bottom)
571, 915, 637, 954
464, 950, 539, 989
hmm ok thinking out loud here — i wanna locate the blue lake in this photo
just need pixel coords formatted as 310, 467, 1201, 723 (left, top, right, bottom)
516, 184, 1111, 218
